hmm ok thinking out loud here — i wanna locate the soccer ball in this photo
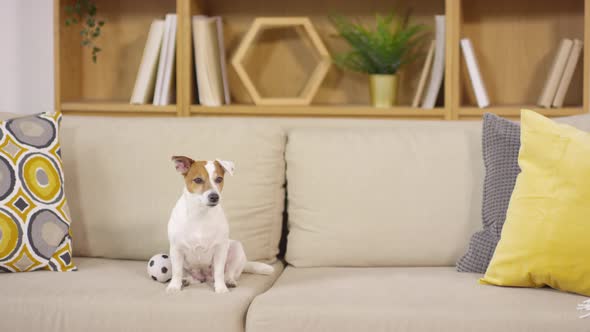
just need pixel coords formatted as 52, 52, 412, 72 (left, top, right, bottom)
147, 253, 172, 283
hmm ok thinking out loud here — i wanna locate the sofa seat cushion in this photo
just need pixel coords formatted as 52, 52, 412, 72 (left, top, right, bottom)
246, 266, 586, 332
0, 257, 283, 332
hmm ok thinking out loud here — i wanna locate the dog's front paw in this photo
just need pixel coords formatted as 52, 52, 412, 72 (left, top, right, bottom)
225, 279, 238, 288
182, 274, 199, 287
214, 283, 229, 294
166, 281, 182, 294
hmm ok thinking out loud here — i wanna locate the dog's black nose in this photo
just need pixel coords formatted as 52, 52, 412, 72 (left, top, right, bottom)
208, 193, 219, 203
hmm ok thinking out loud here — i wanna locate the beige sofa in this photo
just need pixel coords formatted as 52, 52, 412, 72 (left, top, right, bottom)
1, 113, 588, 331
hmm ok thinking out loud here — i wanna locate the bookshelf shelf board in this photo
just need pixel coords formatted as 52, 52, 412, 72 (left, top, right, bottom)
190, 105, 446, 118
61, 102, 177, 114
459, 106, 584, 117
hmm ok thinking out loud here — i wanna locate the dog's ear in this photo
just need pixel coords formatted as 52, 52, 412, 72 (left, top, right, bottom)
171, 156, 194, 176
215, 159, 235, 176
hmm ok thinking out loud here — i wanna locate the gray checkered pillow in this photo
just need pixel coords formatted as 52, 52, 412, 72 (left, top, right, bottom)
456, 113, 520, 273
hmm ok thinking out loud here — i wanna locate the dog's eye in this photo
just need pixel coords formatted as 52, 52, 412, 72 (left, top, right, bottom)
193, 178, 204, 184
215, 177, 223, 184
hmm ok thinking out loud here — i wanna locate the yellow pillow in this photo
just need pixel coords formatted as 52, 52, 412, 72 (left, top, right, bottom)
480, 109, 590, 295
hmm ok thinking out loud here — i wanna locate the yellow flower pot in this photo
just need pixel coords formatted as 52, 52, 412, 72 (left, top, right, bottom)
369, 74, 398, 108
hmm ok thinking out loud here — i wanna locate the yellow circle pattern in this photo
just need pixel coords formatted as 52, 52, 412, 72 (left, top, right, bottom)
0, 212, 19, 259
22, 155, 60, 202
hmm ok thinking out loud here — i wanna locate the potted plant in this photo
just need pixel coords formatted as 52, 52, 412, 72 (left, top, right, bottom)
330, 13, 427, 108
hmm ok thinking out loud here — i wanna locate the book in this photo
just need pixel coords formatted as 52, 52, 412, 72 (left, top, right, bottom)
215, 17, 231, 105
460, 38, 489, 108
130, 20, 165, 104
552, 39, 583, 108
193, 16, 218, 106
153, 14, 174, 106
412, 40, 435, 108
192, 16, 229, 106
421, 15, 445, 109
537, 38, 573, 108
159, 14, 177, 106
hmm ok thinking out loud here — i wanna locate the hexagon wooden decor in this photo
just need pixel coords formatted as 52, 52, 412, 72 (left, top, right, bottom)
231, 17, 331, 106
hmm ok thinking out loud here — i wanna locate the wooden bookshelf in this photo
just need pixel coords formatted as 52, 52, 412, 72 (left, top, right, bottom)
54, 0, 589, 120
55, 0, 181, 115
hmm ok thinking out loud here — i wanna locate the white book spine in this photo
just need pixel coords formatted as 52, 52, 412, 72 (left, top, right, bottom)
130, 20, 165, 104
193, 16, 214, 106
203, 18, 223, 106
160, 14, 177, 106
215, 17, 231, 105
421, 15, 445, 109
192, 16, 203, 105
460, 38, 489, 108
412, 40, 435, 108
537, 38, 573, 108
154, 14, 173, 105
552, 39, 583, 108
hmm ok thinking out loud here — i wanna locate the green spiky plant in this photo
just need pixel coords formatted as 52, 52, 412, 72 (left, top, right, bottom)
64, 0, 105, 63
330, 13, 427, 75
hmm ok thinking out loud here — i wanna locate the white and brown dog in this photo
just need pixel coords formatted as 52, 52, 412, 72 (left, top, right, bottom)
166, 156, 273, 294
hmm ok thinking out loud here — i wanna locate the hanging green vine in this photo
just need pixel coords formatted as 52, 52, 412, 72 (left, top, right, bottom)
64, 0, 105, 63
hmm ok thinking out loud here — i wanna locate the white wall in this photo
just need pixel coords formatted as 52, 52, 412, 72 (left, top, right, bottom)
0, 1, 54, 114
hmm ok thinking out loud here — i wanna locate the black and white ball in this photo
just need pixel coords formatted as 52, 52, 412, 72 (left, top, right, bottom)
147, 253, 172, 283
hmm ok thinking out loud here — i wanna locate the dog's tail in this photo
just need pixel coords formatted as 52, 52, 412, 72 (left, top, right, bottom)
244, 261, 274, 275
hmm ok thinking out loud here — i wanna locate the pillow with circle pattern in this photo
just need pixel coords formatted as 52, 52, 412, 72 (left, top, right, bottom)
0, 111, 76, 272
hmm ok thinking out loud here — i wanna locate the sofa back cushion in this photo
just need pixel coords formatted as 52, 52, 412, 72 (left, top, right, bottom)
0, 113, 20, 120
60, 116, 286, 262
285, 126, 483, 267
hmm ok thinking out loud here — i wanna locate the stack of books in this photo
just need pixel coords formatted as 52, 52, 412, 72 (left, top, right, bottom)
130, 14, 177, 105
130, 15, 231, 106
538, 38, 583, 108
